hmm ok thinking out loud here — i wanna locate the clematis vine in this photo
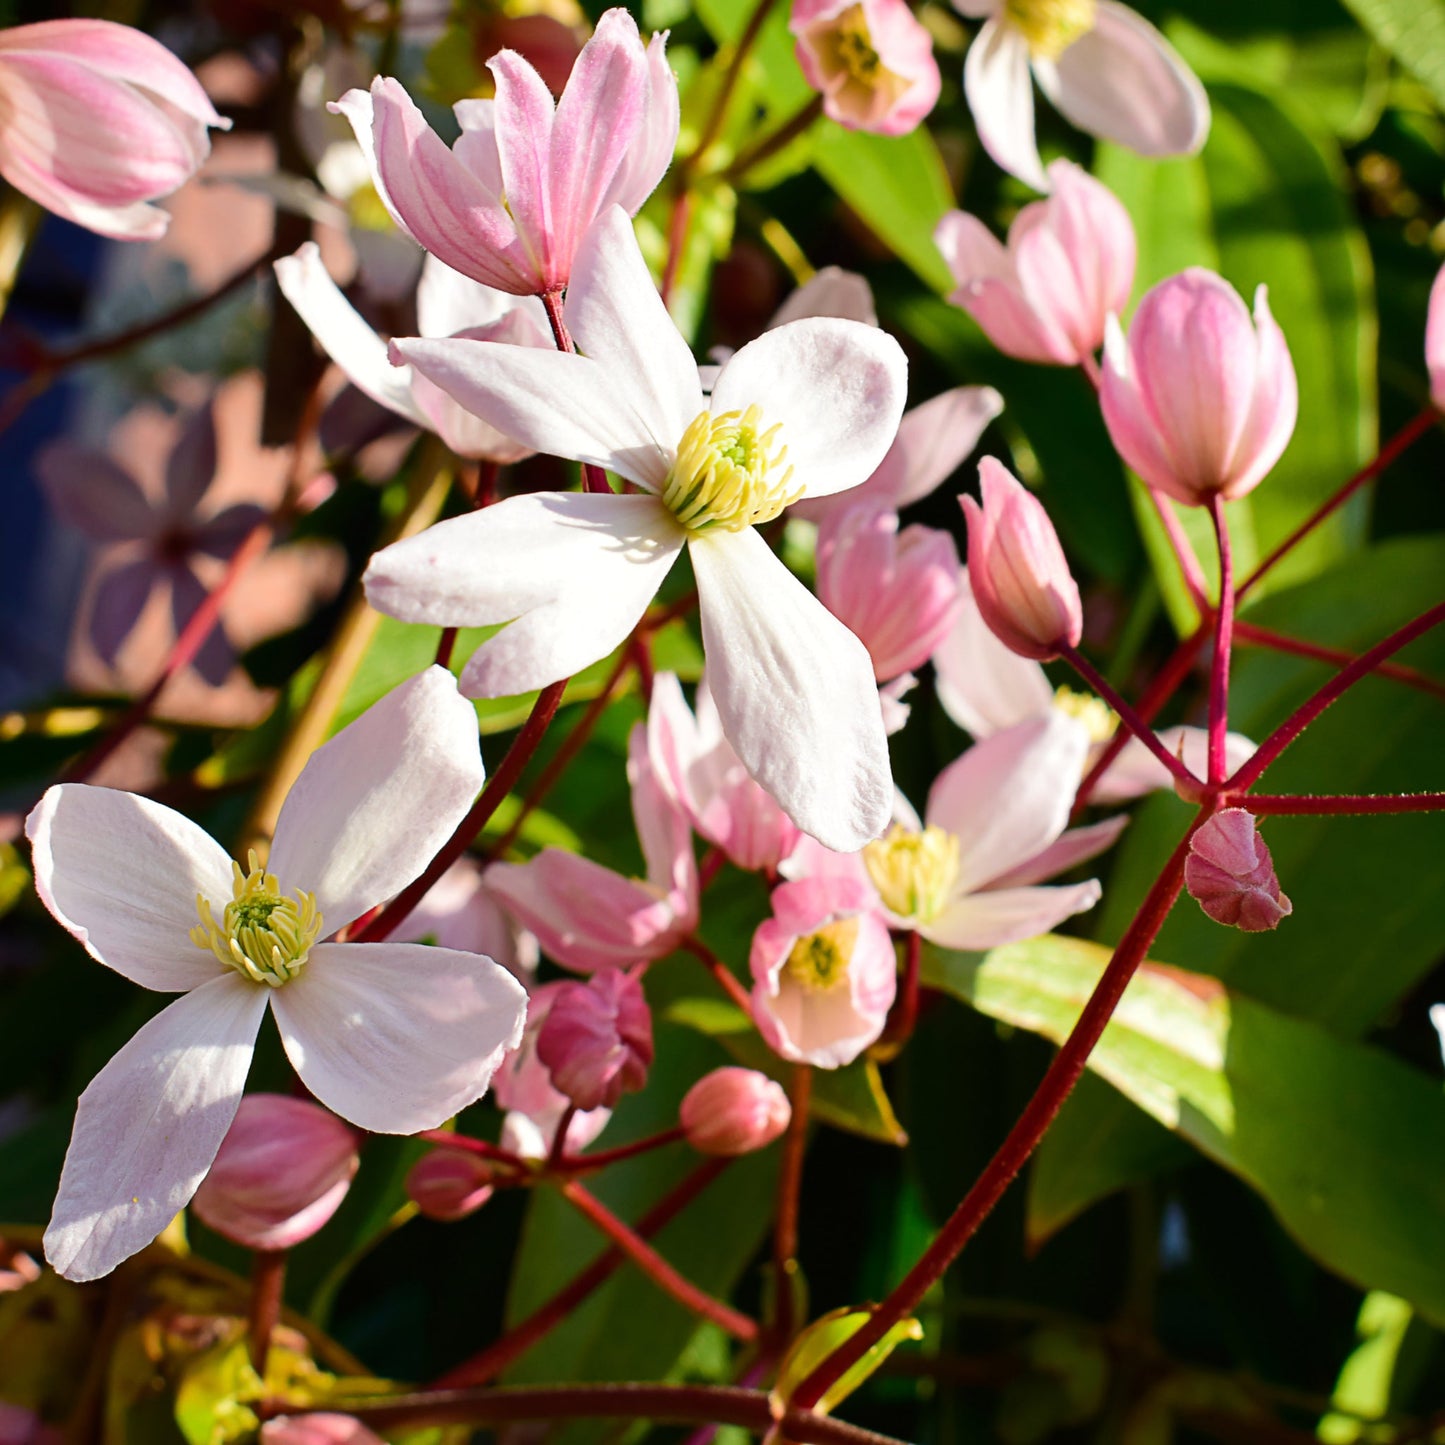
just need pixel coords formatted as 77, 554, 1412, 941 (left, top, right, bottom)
367, 206, 908, 850
26, 667, 527, 1281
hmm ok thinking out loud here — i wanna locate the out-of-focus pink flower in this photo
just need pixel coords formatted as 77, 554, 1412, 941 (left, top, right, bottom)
1101, 268, 1298, 507
0, 20, 229, 241
486, 724, 698, 971
681, 1067, 791, 1155
1185, 809, 1291, 933
750, 877, 896, 1068
190, 1094, 359, 1251
816, 504, 961, 682
790, 0, 940, 136
935, 159, 1135, 365
397, 856, 538, 983
953, 0, 1207, 192
1426, 260, 1445, 411
536, 969, 654, 1110
405, 1147, 495, 1221
259, 1416, 385, 1445
276, 244, 550, 462
492, 980, 612, 1159
0, 1404, 61, 1445
332, 9, 678, 295
647, 672, 801, 873
961, 458, 1081, 661
38, 401, 264, 685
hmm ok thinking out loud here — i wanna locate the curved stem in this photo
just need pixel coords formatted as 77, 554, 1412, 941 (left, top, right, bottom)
787, 816, 1203, 1412
414, 1130, 528, 1173
683, 936, 755, 1015
725, 97, 824, 182
1146, 489, 1210, 616
688, 0, 782, 169
555, 1125, 688, 1174
1207, 494, 1235, 785
247, 1249, 287, 1376
540, 290, 611, 495
1232, 620, 1445, 703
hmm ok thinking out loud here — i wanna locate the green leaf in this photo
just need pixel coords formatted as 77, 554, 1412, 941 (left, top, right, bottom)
924, 936, 1445, 1325
771, 1306, 923, 1416
1335, 0, 1445, 109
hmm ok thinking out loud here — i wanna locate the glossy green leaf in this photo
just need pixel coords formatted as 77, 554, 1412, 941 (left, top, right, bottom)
1335, 0, 1445, 109
924, 936, 1445, 1325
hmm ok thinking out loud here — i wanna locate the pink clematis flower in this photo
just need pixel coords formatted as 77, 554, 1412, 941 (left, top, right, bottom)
1184, 808, 1291, 933
26, 667, 528, 1282
681, 1067, 792, 1155
486, 721, 699, 972
935, 159, 1135, 366
751, 876, 897, 1068
406, 1147, 496, 1222
0, 19, 229, 241
536, 968, 654, 1110
1426, 259, 1445, 411
954, 0, 1207, 193
332, 8, 678, 296
276, 243, 551, 463
367, 206, 907, 850
790, 0, 941, 137
1101, 268, 1298, 508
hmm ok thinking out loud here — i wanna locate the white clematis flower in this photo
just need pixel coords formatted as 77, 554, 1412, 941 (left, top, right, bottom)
26, 666, 528, 1282
956, 0, 1208, 193
366, 206, 908, 852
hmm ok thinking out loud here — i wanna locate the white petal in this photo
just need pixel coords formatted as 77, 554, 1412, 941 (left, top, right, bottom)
271, 942, 527, 1134
269, 667, 484, 933
709, 319, 908, 500
275, 243, 429, 429
869, 386, 1003, 510
923, 879, 1101, 951
416, 252, 538, 338
987, 814, 1128, 888
45, 975, 266, 1281
964, 19, 1049, 192
26, 784, 233, 992
565, 207, 702, 450
690, 527, 892, 852
770, 266, 877, 328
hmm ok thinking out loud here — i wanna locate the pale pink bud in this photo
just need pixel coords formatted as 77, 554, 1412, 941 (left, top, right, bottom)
260, 1415, 385, 1445
0, 20, 229, 241
405, 1148, 496, 1222
1101, 268, 1298, 507
191, 1095, 359, 1252
935, 160, 1135, 366
790, 0, 940, 137
1426, 259, 1445, 411
680, 1068, 791, 1156
536, 969, 654, 1110
1185, 809, 1292, 933
961, 459, 1082, 662
816, 504, 962, 682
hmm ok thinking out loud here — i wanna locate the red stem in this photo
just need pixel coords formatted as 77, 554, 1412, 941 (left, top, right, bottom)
247, 1249, 287, 1375
547, 1105, 579, 1172
661, 186, 692, 306
787, 816, 1203, 1411
1228, 602, 1445, 793
540, 290, 611, 495
1232, 620, 1445, 703
683, 936, 755, 1015
874, 930, 921, 1058
414, 1130, 527, 1172
1208, 494, 1235, 785
1240, 792, 1445, 816
1237, 405, 1438, 602
558, 1179, 759, 1341
433, 1159, 731, 1387
555, 1125, 688, 1174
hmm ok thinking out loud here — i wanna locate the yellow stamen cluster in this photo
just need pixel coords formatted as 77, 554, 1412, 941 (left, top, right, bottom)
832, 5, 884, 82
1052, 685, 1118, 746
863, 824, 961, 922
1003, 0, 1097, 60
784, 918, 860, 993
191, 850, 323, 987
664, 405, 801, 533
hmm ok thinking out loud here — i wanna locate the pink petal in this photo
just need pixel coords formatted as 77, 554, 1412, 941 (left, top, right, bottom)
869, 386, 1004, 510
601, 30, 681, 215
487, 50, 558, 283
769, 266, 877, 328
922, 879, 1101, 951
627, 722, 699, 914
987, 814, 1129, 888
963, 18, 1048, 192
1222, 285, 1298, 499
1428, 261, 1445, 410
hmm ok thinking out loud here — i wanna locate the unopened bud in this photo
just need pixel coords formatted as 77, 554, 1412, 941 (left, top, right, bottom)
536, 969, 654, 1111
1185, 809, 1292, 932
405, 1147, 496, 1222
191, 1095, 359, 1251
681, 1068, 791, 1155
259, 1416, 385, 1445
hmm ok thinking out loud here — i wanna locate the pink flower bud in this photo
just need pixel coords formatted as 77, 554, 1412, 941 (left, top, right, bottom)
961, 459, 1082, 662
1426, 259, 1445, 411
191, 1095, 359, 1252
259, 1415, 385, 1445
536, 970, 654, 1111
1101, 268, 1298, 507
815, 504, 962, 682
1185, 809, 1292, 933
935, 161, 1135, 367
0, 20, 229, 241
790, 0, 941, 137
680, 1068, 791, 1156
405, 1148, 496, 1222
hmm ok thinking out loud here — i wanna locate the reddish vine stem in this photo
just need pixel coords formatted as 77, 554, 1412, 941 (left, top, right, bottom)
688, 0, 781, 168
661, 186, 692, 306
433, 1159, 731, 1388
873, 930, 921, 1059
1237, 405, 1438, 602
436, 461, 499, 669
724, 96, 824, 181
1240, 792, 1445, 816
788, 817, 1204, 1412
683, 936, 755, 1014
414, 1130, 527, 1172
540, 290, 611, 495
1232, 620, 1445, 703
247, 1249, 287, 1375
1207, 494, 1236, 785
770, 1064, 812, 1349
554, 1126, 688, 1174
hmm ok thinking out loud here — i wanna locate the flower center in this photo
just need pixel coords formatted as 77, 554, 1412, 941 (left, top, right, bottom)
1052, 685, 1117, 745
664, 405, 801, 533
833, 5, 883, 82
784, 918, 860, 992
191, 851, 323, 987
863, 824, 960, 922
1003, 0, 1097, 60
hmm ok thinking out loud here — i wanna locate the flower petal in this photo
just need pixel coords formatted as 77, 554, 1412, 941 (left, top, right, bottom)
161, 401, 219, 522
416, 253, 538, 339
964, 18, 1047, 192
26, 784, 234, 991
869, 386, 1004, 510
922, 879, 1101, 951
987, 814, 1128, 888
486, 48, 557, 280
269, 666, 484, 933
600, 29, 680, 215
770, 266, 877, 328
709, 318, 908, 500
271, 942, 527, 1134
628, 722, 698, 909
45, 974, 265, 1281
36, 442, 154, 541
89, 558, 156, 667
690, 527, 892, 852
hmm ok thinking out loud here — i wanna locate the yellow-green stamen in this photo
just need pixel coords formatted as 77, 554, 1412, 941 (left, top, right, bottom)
784, 918, 860, 992
191, 850, 322, 987
1052, 685, 1118, 746
664, 405, 801, 533
863, 823, 961, 923
1003, 0, 1097, 60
